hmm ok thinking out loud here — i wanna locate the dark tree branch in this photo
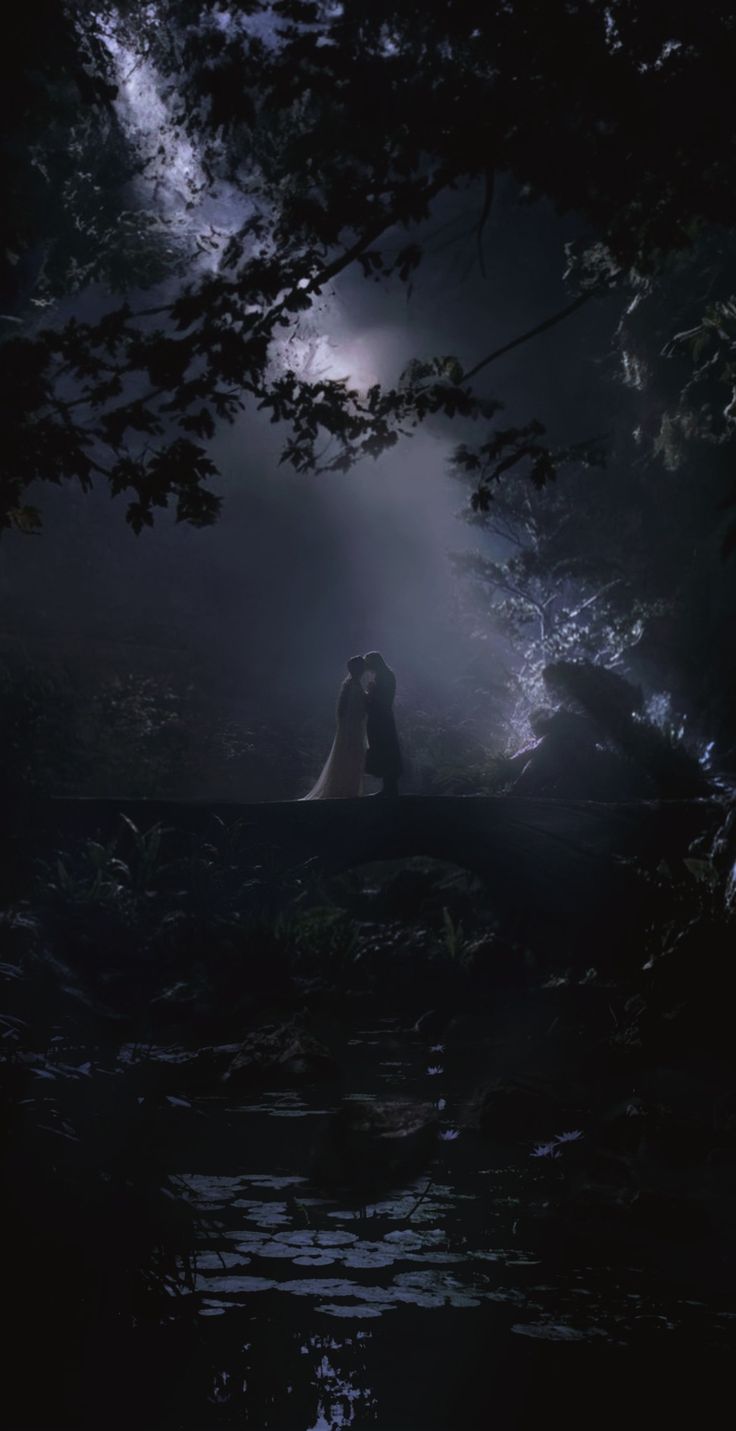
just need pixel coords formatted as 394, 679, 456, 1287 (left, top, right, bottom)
462, 292, 594, 384
476, 169, 495, 279
249, 170, 452, 342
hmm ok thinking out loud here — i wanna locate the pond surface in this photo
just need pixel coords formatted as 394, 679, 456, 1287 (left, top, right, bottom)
155, 1017, 735, 1428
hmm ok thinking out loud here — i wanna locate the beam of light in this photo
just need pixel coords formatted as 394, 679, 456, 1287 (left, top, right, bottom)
94, 8, 247, 268
273, 322, 397, 394
303, 334, 383, 392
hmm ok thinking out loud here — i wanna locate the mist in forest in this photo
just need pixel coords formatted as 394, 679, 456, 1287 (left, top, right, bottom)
0, 179, 614, 774
4, 4, 731, 802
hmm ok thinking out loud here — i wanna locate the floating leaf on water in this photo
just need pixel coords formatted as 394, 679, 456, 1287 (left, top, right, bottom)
511, 1322, 589, 1341
244, 1174, 308, 1189
197, 1275, 275, 1295
195, 1252, 251, 1272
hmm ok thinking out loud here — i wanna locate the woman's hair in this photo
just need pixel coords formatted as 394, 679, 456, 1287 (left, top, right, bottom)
347, 655, 366, 677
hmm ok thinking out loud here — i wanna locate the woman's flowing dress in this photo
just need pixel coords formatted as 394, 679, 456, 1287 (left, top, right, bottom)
302, 676, 367, 799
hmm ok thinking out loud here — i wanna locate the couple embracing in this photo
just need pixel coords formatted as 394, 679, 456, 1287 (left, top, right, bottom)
303, 652, 402, 801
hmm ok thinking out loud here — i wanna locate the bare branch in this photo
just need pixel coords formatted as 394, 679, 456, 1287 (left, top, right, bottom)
462, 292, 594, 385
476, 169, 495, 279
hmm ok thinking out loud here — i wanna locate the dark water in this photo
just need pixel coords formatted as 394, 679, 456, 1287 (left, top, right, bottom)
148, 1018, 736, 1428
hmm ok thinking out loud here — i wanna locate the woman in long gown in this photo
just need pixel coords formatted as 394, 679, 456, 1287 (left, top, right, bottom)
302, 656, 367, 800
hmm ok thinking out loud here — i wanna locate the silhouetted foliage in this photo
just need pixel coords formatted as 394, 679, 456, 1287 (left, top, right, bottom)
4, 2, 736, 531
543, 660, 711, 798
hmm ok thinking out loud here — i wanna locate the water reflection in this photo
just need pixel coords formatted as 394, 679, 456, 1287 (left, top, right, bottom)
169, 1025, 735, 1428
304, 1333, 377, 1430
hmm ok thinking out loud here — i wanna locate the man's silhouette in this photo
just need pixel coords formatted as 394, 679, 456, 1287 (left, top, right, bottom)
363, 651, 402, 797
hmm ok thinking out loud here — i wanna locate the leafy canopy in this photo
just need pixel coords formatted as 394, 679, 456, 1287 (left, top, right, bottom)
3, 1, 736, 532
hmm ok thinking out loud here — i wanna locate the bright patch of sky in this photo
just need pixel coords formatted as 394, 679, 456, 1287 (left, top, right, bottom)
273, 321, 397, 392
94, 8, 250, 268
95, 5, 394, 388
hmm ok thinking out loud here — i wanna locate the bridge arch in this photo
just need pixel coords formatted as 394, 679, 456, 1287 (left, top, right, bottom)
24, 792, 715, 940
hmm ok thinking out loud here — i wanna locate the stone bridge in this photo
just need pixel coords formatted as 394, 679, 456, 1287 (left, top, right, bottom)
13, 794, 719, 946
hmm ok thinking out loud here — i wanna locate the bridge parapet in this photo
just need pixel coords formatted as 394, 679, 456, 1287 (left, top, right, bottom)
11, 793, 718, 926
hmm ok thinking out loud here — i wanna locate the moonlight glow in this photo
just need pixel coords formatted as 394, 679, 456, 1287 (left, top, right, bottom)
95, 9, 246, 265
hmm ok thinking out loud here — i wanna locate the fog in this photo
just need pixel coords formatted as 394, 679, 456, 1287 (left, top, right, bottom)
2, 9, 624, 771
0, 165, 619, 786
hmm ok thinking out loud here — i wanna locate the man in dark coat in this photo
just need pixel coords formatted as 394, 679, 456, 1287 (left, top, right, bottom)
363, 651, 403, 797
